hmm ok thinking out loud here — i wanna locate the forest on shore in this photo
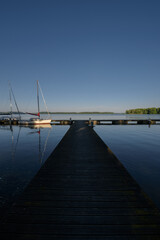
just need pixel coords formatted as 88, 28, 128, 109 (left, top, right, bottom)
126, 108, 160, 114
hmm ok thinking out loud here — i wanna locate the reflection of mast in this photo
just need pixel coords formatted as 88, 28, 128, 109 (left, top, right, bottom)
38, 128, 41, 163
10, 125, 14, 156
40, 127, 51, 164
28, 125, 52, 164
0, 125, 21, 161
10, 124, 13, 134
11, 126, 21, 161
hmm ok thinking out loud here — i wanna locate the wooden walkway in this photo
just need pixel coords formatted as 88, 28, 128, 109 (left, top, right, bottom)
1, 120, 160, 239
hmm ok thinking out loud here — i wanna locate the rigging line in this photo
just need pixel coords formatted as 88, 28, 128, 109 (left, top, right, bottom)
38, 82, 51, 118
9, 82, 21, 119
37, 80, 40, 118
9, 82, 12, 120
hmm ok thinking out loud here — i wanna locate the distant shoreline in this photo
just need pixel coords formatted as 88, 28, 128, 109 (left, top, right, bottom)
1, 111, 160, 115
126, 108, 160, 114
0, 112, 115, 115
43, 112, 115, 114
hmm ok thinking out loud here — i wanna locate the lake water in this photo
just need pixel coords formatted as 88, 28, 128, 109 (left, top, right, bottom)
94, 124, 160, 210
0, 123, 69, 217
14, 113, 160, 120
0, 113, 160, 216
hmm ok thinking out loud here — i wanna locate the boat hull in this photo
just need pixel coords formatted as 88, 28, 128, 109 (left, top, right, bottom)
19, 119, 52, 125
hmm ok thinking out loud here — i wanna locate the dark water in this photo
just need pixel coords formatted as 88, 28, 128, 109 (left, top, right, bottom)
95, 125, 160, 209
0, 124, 69, 216
1, 113, 160, 217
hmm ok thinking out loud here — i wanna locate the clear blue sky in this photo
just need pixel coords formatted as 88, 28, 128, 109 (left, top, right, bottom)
0, 0, 160, 113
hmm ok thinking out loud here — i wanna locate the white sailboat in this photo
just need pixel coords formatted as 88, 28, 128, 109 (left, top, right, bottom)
19, 80, 52, 125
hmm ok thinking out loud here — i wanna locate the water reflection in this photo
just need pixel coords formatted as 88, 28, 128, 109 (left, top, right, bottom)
23, 125, 52, 164
95, 125, 160, 209
0, 124, 69, 217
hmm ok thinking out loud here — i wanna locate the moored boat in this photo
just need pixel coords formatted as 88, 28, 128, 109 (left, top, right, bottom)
19, 118, 51, 125
19, 80, 51, 125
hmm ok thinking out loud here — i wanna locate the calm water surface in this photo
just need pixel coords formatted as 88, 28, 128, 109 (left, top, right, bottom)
1, 113, 160, 215
19, 113, 160, 120
0, 124, 69, 216
95, 124, 160, 209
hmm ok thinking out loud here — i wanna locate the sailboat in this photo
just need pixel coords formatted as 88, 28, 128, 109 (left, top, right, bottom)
9, 82, 21, 124
19, 80, 52, 125
0, 82, 21, 124
0, 82, 21, 125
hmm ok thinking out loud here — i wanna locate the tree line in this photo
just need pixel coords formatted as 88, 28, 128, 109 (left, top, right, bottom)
126, 108, 160, 114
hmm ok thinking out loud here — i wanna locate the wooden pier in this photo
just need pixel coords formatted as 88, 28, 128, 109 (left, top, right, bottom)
1, 120, 160, 239
1, 118, 160, 126
51, 119, 73, 125
0, 119, 72, 125
88, 119, 160, 125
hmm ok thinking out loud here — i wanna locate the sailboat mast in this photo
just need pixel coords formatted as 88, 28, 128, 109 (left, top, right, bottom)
9, 82, 13, 121
39, 82, 51, 118
9, 81, 21, 120
37, 80, 40, 119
